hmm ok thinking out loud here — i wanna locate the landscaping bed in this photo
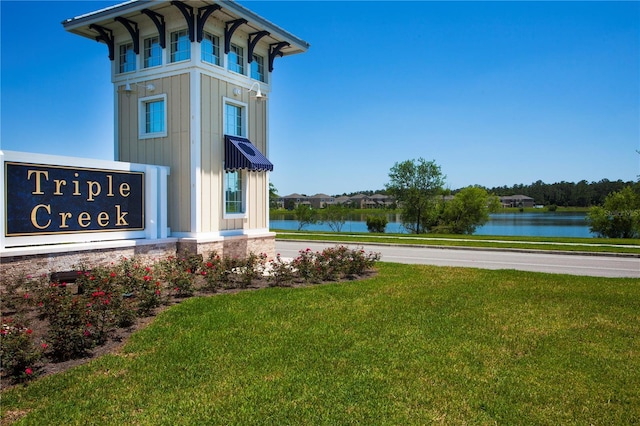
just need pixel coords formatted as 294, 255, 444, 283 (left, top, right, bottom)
0, 246, 380, 388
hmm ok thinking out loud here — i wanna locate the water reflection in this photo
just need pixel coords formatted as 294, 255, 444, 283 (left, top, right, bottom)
270, 212, 594, 238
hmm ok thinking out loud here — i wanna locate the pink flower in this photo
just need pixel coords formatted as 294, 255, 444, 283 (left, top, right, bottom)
23, 293, 29, 299
110, 272, 117, 278
41, 343, 48, 349
144, 275, 152, 281
25, 368, 33, 375
26, 329, 33, 334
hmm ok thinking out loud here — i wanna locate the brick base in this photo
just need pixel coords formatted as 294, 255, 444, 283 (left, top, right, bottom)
176, 233, 276, 259
1, 233, 276, 281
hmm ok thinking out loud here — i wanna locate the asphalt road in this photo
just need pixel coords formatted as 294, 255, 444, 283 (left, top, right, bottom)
275, 240, 640, 278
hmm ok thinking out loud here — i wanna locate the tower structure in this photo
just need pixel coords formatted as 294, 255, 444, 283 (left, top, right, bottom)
63, 0, 308, 256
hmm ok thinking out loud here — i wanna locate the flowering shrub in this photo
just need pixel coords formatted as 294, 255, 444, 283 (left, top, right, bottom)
0, 316, 44, 383
202, 252, 225, 291
37, 282, 95, 361
267, 254, 296, 287
157, 253, 202, 297
0, 246, 380, 383
344, 249, 382, 277
118, 257, 164, 317
292, 248, 321, 283
238, 253, 267, 288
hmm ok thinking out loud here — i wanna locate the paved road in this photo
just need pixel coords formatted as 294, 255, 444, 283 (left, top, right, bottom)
275, 240, 640, 278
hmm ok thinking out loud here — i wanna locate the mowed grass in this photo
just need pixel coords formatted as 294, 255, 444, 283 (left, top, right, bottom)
2, 264, 639, 425
274, 230, 640, 254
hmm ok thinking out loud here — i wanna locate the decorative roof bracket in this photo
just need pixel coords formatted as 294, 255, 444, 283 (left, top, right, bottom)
224, 18, 247, 54
269, 41, 290, 72
171, 1, 195, 42
89, 24, 115, 60
141, 9, 166, 49
196, 4, 222, 42
248, 31, 270, 63
114, 17, 140, 54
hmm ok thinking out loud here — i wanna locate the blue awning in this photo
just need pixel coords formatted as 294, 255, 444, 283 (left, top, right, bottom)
224, 135, 274, 172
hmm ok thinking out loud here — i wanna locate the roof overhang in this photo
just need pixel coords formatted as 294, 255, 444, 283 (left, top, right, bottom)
62, 0, 309, 57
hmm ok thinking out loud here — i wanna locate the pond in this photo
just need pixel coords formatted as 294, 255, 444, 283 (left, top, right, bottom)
270, 211, 595, 238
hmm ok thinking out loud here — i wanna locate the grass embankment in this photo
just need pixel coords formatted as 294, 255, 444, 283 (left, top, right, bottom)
274, 230, 640, 255
2, 264, 639, 424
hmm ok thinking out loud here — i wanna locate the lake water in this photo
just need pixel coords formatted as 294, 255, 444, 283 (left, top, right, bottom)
270, 212, 595, 238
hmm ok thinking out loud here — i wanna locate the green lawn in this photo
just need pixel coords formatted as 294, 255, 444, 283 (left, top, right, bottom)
274, 230, 640, 254
2, 263, 639, 425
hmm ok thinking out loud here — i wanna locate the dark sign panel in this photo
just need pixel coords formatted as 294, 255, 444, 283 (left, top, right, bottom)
5, 162, 144, 236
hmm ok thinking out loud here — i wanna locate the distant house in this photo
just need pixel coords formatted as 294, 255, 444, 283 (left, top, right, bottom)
370, 193, 394, 208
309, 193, 335, 208
348, 194, 373, 209
335, 196, 351, 205
279, 193, 310, 209
500, 195, 535, 208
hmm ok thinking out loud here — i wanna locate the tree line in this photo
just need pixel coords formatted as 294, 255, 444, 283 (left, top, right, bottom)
386, 158, 639, 238
482, 179, 638, 207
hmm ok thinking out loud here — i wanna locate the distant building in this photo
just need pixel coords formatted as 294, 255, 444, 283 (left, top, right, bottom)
500, 195, 535, 208
309, 193, 335, 208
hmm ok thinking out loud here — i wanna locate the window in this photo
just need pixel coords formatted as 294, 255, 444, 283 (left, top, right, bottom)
228, 43, 244, 74
225, 170, 245, 215
225, 103, 244, 137
224, 100, 247, 217
170, 29, 190, 62
118, 43, 136, 73
201, 32, 220, 66
139, 94, 167, 139
250, 54, 265, 82
144, 36, 162, 68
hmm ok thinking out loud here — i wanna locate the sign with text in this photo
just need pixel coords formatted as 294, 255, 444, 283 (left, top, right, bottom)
5, 162, 144, 236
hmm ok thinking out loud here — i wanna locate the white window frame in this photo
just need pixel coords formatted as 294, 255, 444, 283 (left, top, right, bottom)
227, 43, 245, 74
143, 35, 162, 68
250, 53, 265, 82
201, 31, 221, 66
118, 42, 136, 74
223, 97, 248, 218
224, 170, 246, 218
223, 97, 247, 137
170, 29, 191, 63
138, 94, 167, 139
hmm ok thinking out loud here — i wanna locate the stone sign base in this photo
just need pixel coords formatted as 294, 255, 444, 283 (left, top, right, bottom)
1, 233, 276, 281
176, 232, 276, 260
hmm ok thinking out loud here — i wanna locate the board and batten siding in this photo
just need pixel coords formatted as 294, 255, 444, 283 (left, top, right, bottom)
117, 73, 191, 234
200, 74, 269, 233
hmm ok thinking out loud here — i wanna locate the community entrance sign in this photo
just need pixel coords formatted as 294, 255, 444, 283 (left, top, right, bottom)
5, 162, 144, 236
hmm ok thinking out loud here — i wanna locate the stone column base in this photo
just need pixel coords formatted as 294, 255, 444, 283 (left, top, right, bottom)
177, 232, 276, 260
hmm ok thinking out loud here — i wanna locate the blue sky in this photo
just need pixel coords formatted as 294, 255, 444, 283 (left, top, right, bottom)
1, 1, 638, 197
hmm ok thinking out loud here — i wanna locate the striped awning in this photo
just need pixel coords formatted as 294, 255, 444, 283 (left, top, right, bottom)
224, 135, 274, 172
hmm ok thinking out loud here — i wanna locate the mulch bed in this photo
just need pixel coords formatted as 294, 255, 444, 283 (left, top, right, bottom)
1, 271, 376, 391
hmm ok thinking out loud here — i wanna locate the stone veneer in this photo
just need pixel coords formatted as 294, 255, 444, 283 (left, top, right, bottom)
1, 234, 276, 282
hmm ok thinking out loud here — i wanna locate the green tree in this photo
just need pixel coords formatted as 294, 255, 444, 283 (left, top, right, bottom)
269, 182, 279, 209
294, 204, 318, 231
385, 158, 445, 234
366, 215, 388, 233
440, 186, 500, 234
587, 186, 640, 238
320, 204, 349, 232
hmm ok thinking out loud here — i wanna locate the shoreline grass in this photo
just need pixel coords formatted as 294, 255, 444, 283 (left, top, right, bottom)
2, 263, 639, 424
273, 230, 640, 255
